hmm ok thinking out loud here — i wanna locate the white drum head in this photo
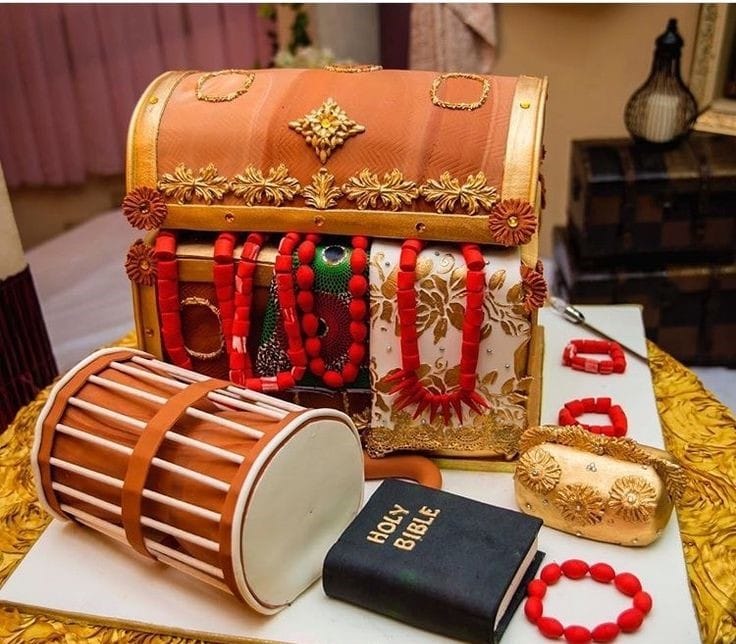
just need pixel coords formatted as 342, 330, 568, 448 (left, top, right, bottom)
233, 410, 363, 613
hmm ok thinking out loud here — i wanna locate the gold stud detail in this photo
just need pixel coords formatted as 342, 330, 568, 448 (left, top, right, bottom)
520, 101, 531, 109
148, 96, 159, 105
289, 98, 365, 163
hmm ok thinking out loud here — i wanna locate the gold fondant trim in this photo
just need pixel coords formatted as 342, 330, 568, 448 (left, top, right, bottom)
195, 69, 255, 103
501, 75, 547, 268
160, 203, 503, 243
126, 71, 192, 192
430, 72, 490, 111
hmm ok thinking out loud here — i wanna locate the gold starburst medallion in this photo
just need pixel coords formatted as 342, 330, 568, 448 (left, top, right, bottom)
515, 447, 562, 494
289, 98, 365, 163
608, 476, 658, 522
554, 483, 606, 526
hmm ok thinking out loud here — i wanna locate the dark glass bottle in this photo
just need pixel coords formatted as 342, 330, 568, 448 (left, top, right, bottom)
624, 19, 698, 144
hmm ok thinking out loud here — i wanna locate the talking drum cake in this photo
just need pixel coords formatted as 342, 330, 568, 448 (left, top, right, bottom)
123, 67, 548, 459
31, 348, 365, 613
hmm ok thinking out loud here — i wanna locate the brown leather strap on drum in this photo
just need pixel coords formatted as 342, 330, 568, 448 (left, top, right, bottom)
121, 378, 228, 558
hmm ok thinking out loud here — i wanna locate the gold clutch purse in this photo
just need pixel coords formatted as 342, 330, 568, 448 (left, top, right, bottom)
514, 425, 686, 546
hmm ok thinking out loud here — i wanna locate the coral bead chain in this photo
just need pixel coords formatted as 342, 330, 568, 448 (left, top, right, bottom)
562, 339, 627, 375
558, 397, 628, 437
213, 232, 237, 358
525, 560, 651, 643
229, 232, 268, 384
154, 231, 192, 369
296, 235, 369, 388
385, 239, 488, 423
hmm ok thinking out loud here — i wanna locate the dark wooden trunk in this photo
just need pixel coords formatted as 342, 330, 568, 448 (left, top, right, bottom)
553, 227, 736, 367
568, 134, 736, 268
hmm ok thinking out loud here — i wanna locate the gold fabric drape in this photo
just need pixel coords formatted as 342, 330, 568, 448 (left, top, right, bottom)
0, 336, 734, 643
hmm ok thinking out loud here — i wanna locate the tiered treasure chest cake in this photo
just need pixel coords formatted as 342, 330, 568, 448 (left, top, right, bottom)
123, 67, 548, 461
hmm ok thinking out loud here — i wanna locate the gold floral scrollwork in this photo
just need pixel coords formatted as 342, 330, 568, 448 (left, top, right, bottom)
302, 167, 343, 209
516, 447, 562, 494
430, 72, 491, 111
157, 163, 229, 204
229, 164, 301, 206
289, 97, 366, 163
554, 483, 606, 526
608, 476, 658, 523
343, 169, 419, 211
195, 69, 255, 103
420, 171, 498, 215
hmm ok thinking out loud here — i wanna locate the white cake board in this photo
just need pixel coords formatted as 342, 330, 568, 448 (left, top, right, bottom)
0, 306, 699, 643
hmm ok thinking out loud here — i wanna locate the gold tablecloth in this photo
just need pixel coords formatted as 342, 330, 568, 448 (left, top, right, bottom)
0, 337, 734, 643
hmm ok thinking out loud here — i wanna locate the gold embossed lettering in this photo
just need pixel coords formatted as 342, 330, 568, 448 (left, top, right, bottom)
366, 530, 388, 544
377, 520, 399, 533
388, 504, 410, 517
406, 521, 428, 536
419, 506, 440, 518
393, 538, 416, 551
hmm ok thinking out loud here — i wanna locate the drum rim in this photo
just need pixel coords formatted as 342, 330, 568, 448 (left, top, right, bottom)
31, 346, 152, 522
230, 407, 363, 614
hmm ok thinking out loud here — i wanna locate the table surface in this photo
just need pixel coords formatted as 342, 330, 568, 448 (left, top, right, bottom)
1, 324, 735, 643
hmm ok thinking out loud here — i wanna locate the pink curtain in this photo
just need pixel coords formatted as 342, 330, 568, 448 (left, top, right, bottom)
0, 4, 273, 188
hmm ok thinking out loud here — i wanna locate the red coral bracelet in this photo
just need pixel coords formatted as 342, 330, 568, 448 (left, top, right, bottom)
562, 339, 626, 375
558, 397, 627, 437
526, 560, 651, 642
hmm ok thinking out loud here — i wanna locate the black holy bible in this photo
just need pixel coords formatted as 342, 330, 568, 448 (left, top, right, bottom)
323, 480, 544, 643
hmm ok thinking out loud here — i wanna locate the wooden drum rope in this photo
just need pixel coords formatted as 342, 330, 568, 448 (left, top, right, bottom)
31, 347, 366, 614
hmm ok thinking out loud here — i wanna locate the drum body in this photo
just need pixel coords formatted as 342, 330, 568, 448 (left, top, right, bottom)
32, 347, 364, 614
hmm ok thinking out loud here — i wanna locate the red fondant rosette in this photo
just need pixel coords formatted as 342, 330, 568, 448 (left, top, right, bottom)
122, 186, 168, 230
488, 198, 537, 246
124, 239, 157, 286
521, 263, 547, 313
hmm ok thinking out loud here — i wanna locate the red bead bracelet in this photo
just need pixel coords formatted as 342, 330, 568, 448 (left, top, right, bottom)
525, 560, 651, 642
558, 397, 627, 437
562, 339, 626, 375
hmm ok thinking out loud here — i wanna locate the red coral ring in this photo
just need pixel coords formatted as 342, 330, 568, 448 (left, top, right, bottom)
562, 339, 627, 375
526, 560, 651, 642
558, 397, 628, 437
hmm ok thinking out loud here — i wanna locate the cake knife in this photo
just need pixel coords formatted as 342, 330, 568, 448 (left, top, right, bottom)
548, 296, 649, 363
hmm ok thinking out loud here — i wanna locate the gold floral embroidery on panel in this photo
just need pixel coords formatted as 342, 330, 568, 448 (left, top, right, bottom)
420, 172, 499, 215
157, 163, 229, 204
516, 447, 562, 494
342, 169, 419, 211
608, 476, 658, 523
302, 168, 343, 209
229, 164, 301, 206
288, 97, 366, 163
554, 483, 606, 526
195, 69, 255, 102
364, 394, 527, 458
430, 72, 491, 111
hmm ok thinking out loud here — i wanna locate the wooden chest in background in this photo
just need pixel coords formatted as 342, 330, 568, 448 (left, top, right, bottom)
553, 227, 736, 366
568, 134, 736, 268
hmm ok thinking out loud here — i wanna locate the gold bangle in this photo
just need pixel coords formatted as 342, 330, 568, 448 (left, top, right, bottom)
180, 297, 224, 360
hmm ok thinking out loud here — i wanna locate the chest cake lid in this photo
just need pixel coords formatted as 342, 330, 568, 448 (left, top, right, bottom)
126, 68, 547, 258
